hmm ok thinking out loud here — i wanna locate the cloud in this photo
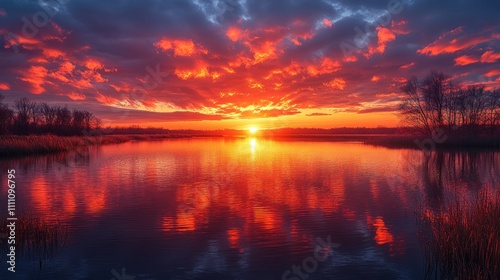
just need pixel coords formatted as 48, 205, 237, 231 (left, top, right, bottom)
306, 112, 331, 116
418, 27, 500, 56
480, 50, 500, 63
0, 0, 499, 127
454, 55, 478, 66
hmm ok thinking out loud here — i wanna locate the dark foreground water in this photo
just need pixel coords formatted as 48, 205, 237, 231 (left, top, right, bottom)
0, 138, 499, 279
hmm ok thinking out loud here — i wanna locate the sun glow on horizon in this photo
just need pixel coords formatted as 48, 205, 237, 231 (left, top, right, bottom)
248, 127, 259, 134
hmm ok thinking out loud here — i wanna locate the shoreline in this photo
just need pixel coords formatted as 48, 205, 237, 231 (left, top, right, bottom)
1, 134, 500, 158
0, 134, 189, 158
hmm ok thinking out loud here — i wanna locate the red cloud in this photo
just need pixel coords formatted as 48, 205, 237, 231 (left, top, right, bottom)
400, 62, 414, 69
58, 92, 87, 101
322, 18, 333, 28
0, 82, 10, 91
20, 66, 48, 94
480, 50, 500, 63
306, 57, 341, 76
485, 70, 500, 77
367, 27, 396, 56
454, 55, 478, 66
154, 38, 208, 57
418, 27, 500, 56
324, 78, 346, 90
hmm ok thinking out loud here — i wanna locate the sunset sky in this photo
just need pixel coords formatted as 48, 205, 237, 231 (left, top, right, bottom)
1, 0, 499, 129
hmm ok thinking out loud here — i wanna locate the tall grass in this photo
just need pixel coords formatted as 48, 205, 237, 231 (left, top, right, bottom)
0, 134, 175, 157
418, 188, 500, 279
1, 213, 68, 259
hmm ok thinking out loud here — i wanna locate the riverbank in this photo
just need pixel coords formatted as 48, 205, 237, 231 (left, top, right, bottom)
0, 134, 184, 157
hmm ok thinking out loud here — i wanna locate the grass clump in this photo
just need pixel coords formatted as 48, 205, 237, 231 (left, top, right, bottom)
1, 213, 68, 259
418, 188, 500, 279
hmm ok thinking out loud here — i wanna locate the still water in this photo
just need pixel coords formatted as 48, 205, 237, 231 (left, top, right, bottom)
0, 138, 499, 279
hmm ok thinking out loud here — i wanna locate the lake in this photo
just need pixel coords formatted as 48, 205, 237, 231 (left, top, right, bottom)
1, 138, 499, 279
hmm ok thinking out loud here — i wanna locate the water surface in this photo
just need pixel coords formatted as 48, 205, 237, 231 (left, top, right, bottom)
0, 138, 498, 279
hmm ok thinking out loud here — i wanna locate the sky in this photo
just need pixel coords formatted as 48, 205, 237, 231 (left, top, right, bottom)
1, 0, 499, 130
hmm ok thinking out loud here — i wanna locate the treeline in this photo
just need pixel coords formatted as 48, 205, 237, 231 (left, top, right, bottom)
0, 94, 101, 136
399, 71, 500, 137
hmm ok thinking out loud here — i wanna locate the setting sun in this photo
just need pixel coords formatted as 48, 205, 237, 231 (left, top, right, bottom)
249, 127, 258, 134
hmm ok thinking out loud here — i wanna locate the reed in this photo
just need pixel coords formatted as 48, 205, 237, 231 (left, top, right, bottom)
418, 188, 500, 279
1, 213, 68, 259
0, 134, 176, 157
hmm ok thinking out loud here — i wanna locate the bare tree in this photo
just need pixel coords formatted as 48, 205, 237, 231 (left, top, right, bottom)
13, 97, 38, 134
39, 103, 57, 131
0, 94, 14, 135
486, 89, 500, 135
399, 71, 499, 137
399, 76, 433, 135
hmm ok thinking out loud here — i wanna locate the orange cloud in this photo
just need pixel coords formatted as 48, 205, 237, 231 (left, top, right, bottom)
58, 92, 87, 101
0, 82, 10, 91
306, 57, 341, 76
400, 62, 414, 69
84, 58, 103, 70
369, 27, 396, 55
371, 75, 381, 82
174, 62, 218, 80
226, 26, 245, 42
454, 55, 478, 66
289, 20, 315, 46
418, 27, 500, 56
375, 92, 398, 98
43, 48, 65, 58
3, 35, 42, 50
485, 69, 500, 77
323, 18, 333, 28
480, 50, 500, 63
49, 61, 76, 83
390, 20, 410, 35
324, 78, 346, 90
20, 66, 48, 94
251, 40, 282, 63
96, 93, 121, 106
154, 38, 207, 57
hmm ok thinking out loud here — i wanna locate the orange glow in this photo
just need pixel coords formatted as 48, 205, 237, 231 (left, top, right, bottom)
418, 27, 500, 56
20, 65, 48, 94
154, 38, 207, 57
60, 92, 87, 101
226, 26, 244, 42
367, 215, 394, 245
174, 62, 215, 80
43, 48, 65, 58
454, 55, 478, 66
323, 18, 333, 28
400, 62, 414, 69
324, 78, 346, 90
84, 59, 103, 70
0, 82, 10, 90
306, 57, 341, 76
480, 50, 500, 63
368, 27, 395, 55
485, 69, 500, 77
227, 228, 240, 248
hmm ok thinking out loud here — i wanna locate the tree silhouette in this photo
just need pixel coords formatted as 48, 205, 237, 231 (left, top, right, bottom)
0, 95, 101, 136
399, 71, 500, 137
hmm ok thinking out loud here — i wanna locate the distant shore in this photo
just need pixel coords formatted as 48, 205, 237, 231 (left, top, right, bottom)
0, 134, 187, 157
1, 133, 500, 157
